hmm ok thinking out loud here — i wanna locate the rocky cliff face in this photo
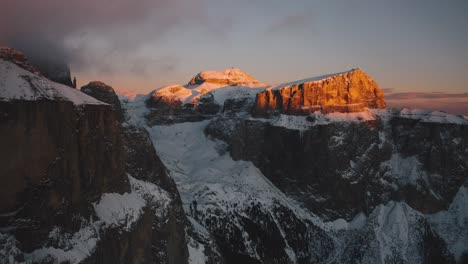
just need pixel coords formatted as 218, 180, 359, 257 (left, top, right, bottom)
205, 109, 466, 263
0, 52, 188, 263
207, 109, 467, 219
253, 69, 386, 117
0, 57, 127, 262
82, 81, 189, 264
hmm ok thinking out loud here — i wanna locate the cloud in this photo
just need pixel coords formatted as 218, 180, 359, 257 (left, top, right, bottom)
0, 0, 215, 77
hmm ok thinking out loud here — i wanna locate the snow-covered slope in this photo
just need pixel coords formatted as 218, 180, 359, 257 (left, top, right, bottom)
0, 59, 104, 105
123, 93, 464, 263
428, 186, 468, 261
327, 201, 455, 263
125, 96, 335, 262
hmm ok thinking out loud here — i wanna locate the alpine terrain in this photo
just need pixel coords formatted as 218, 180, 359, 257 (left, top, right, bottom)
0, 48, 467, 264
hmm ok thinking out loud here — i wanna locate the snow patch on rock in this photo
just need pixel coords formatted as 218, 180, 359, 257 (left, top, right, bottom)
93, 192, 146, 231
128, 175, 171, 215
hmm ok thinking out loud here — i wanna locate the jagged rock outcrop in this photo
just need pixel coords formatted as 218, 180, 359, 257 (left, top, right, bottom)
253, 69, 386, 117
81, 81, 125, 122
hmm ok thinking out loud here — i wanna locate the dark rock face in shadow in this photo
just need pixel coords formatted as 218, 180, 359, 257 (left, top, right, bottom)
0, 49, 189, 263
0, 99, 128, 252
82, 81, 190, 264
206, 114, 467, 220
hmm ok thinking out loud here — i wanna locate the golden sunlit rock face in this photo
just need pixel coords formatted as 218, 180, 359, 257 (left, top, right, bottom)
253, 68, 386, 116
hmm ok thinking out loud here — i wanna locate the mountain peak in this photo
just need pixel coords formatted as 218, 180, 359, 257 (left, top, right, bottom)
188, 67, 263, 86
254, 68, 386, 116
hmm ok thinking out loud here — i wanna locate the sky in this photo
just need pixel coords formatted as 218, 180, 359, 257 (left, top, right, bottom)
1, 0, 467, 114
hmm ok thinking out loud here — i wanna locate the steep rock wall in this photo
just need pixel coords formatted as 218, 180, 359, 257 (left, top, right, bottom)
253, 69, 386, 117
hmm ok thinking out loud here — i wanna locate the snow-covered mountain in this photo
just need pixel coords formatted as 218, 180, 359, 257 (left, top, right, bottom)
136, 68, 467, 263
1, 51, 466, 264
145, 68, 268, 125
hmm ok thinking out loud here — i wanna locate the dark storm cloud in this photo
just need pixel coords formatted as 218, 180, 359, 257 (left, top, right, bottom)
0, 0, 205, 73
